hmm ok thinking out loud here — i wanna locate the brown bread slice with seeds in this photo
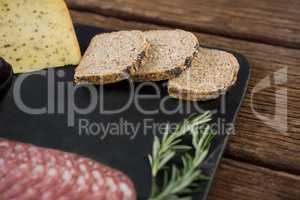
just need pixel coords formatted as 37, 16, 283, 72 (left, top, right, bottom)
131, 30, 199, 81
74, 31, 149, 85
168, 48, 240, 101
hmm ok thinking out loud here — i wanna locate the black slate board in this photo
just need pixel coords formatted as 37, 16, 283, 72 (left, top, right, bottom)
0, 24, 250, 200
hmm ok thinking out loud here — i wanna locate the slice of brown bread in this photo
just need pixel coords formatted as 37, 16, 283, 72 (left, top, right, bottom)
131, 30, 199, 82
168, 48, 240, 101
74, 31, 149, 85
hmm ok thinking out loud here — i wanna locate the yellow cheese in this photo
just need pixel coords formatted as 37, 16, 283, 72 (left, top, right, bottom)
0, 0, 81, 73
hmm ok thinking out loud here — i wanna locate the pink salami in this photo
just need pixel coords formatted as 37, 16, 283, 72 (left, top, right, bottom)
0, 138, 137, 200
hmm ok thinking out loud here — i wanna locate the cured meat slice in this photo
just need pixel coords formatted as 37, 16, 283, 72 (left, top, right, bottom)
0, 142, 31, 193
50, 154, 82, 200
0, 138, 136, 200
63, 157, 95, 200
2, 144, 45, 199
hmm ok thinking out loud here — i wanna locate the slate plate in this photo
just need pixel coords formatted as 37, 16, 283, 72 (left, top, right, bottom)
0, 24, 250, 200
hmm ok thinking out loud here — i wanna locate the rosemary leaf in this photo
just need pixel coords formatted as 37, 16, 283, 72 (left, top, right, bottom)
148, 111, 215, 200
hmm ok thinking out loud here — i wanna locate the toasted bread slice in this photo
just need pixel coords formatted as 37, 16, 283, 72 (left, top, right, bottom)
131, 30, 199, 81
74, 31, 149, 85
168, 48, 239, 101
0, 0, 81, 73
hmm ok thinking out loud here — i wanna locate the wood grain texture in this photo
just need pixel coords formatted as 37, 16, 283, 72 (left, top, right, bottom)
70, 11, 300, 173
66, 0, 300, 49
209, 158, 300, 200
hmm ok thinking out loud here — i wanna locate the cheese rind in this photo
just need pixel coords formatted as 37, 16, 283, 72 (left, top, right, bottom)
0, 0, 81, 73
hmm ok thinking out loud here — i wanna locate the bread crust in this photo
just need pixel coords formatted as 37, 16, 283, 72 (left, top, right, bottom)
74, 70, 129, 85
132, 65, 184, 82
131, 30, 199, 82
132, 44, 200, 82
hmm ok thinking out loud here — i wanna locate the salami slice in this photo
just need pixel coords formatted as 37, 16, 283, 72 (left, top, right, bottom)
0, 142, 30, 193
0, 138, 137, 200
2, 144, 44, 199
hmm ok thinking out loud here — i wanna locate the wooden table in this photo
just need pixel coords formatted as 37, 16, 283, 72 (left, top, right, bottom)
66, 0, 300, 199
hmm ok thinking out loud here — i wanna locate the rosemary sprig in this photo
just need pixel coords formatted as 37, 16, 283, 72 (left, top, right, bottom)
148, 111, 215, 200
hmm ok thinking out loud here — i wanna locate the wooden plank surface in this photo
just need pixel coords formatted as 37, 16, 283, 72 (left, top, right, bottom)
209, 158, 300, 200
71, 10, 300, 174
66, 0, 300, 49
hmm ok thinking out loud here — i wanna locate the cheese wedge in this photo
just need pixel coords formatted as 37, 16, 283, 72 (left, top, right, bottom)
0, 0, 81, 73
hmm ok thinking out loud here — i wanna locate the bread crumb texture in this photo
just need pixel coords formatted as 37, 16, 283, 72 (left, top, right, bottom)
132, 30, 199, 81
75, 30, 149, 84
168, 48, 240, 101
0, 0, 81, 73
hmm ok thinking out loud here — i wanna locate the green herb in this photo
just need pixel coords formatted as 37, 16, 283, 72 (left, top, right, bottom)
148, 111, 215, 200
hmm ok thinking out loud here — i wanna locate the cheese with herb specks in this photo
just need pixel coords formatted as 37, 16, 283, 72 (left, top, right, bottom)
0, 0, 81, 73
